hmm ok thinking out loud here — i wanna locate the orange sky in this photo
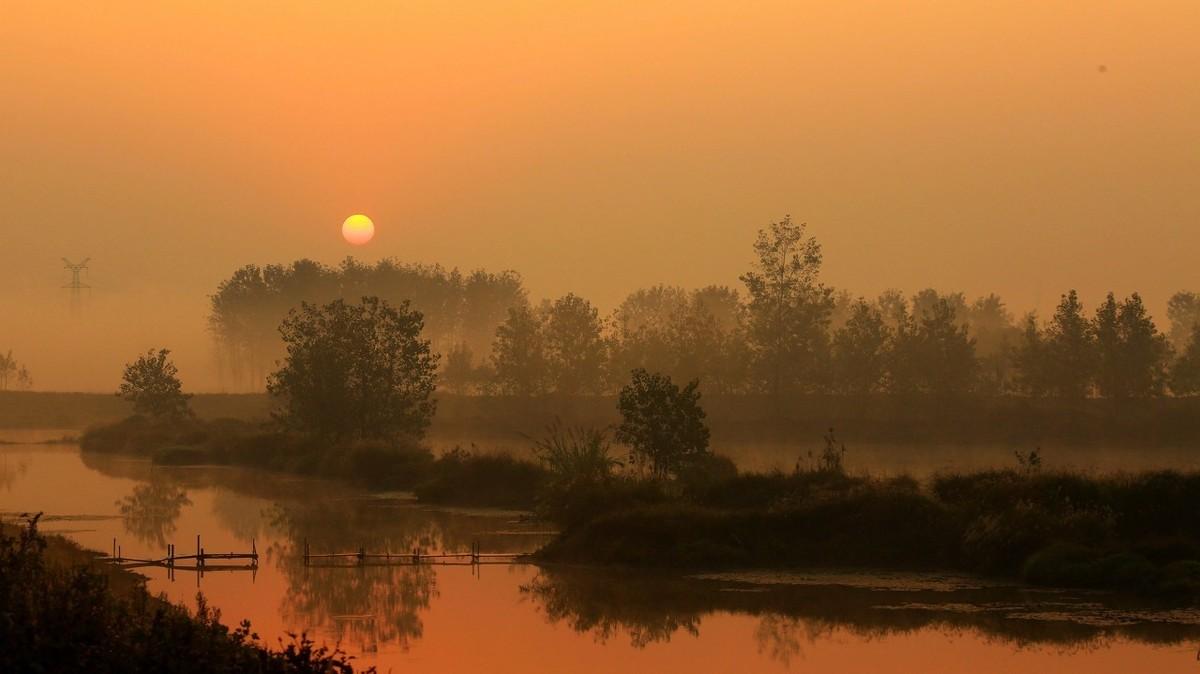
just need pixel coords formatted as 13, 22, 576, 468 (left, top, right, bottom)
2, 1, 1197, 391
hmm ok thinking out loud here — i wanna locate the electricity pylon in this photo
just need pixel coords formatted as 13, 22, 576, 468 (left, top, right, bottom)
62, 258, 90, 316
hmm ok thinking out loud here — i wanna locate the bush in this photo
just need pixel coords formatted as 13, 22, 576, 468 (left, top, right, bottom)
414, 448, 546, 509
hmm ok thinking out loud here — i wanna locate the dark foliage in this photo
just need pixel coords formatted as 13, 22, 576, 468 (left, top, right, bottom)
0, 517, 370, 673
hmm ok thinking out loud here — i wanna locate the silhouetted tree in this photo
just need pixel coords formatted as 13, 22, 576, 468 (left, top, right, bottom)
439, 343, 479, 394
1093, 292, 1171, 399
490, 305, 549, 396
117, 349, 192, 420
1167, 291, 1200, 353
609, 285, 750, 394
740, 215, 834, 396
890, 299, 977, 394
0, 351, 19, 391
1171, 325, 1200, 396
543, 293, 607, 395
965, 294, 1019, 393
15, 366, 32, 391
1042, 290, 1095, 397
267, 297, 438, 440
830, 299, 890, 394
615, 369, 710, 478
1012, 313, 1049, 397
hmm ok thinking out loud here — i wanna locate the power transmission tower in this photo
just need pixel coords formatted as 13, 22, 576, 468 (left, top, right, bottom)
62, 258, 91, 316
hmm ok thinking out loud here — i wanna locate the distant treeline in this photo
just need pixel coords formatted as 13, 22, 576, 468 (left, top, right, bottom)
208, 217, 1200, 400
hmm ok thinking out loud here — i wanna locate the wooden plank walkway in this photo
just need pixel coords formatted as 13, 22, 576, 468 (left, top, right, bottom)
101, 534, 259, 570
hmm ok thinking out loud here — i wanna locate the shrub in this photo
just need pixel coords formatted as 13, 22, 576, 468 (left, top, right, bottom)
414, 448, 546, 509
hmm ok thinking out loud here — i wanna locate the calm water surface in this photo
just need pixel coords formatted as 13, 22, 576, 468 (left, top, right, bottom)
3, 432, 1200, 673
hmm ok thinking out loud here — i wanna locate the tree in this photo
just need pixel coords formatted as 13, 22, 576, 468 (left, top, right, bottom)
1042, 290, 1095, 397
739, 215, 834, 396
1093, 292, 1122, 399
267, 297, 438, 441
542, 293, 607, 395
615, 369, 710, 478
1093, 292, 1171, 399
490, 304, 549, 396
830, 299, 890, 394
15, 366, 32, 391
1170, 325, 1200, 396
890, 299, 977, 395
1012, 313, 1049, 397
1167, 291, 1200, 353
0, 351, 17, 391
965, 294, 1019, 393
117, 349, 192, 420
440, 343, 479, 394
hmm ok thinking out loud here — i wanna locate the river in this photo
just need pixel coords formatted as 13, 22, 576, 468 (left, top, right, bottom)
2, 431, 1199, 673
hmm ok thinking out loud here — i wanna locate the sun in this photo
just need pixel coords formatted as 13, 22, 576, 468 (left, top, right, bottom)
342, 214, 375, 245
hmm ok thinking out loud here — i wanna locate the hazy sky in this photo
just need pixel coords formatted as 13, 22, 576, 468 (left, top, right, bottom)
2, 1, 1197, 391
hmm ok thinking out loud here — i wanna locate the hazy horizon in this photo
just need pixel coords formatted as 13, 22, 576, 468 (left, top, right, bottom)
4, 1, 1198, 392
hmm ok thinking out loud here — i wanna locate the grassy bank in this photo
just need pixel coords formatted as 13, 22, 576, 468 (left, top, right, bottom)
537, 468, 1200, 597
0, 517, 369, 673
78, 415, 1200, 597
13, 390, 1200, 447
80, 415, 546, 509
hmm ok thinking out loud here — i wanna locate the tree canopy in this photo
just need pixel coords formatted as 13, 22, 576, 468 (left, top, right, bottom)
267, 296, 438, 441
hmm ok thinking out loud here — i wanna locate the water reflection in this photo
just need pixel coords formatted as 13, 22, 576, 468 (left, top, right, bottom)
522, 566, 1200, 662
116, 478, 191, 547
0, 454, 30, 491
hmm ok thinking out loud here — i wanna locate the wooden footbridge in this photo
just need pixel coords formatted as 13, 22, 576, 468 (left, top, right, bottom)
102, 534, 259, 581
100, 534, 527, 577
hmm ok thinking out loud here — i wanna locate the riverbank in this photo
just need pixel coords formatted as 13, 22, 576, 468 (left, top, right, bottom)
80, 415, 546, 509
0, 517, 370, 673
11, 390, 1200, 447
536, 469, 1200, 598
78, 415, 1200, 598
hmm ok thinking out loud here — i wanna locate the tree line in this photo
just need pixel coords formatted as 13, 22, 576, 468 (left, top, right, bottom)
208, 216, 1200, 398
208, 258, 524, 389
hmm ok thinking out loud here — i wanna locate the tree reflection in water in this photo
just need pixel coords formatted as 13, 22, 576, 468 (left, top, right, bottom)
521, 566, 1200, 664
264, 498, 476, 653
0, 455, 30, 492
115, 478, 191, 547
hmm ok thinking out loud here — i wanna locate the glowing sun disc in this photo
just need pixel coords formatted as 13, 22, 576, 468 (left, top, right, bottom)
342, 214, 375, 245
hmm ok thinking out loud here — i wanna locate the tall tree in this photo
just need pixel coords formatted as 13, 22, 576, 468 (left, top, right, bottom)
965, 294, 1019, 393
267, 297, 438, 441
439, 343, 479, 395
830, 299, 891, 394
1012, 313, 1049, 397
543, 293, 607, 395
117, 349, 192, 420
490, 305, 549, 396
1041, 290, 1095, 398
1093, 292, 1172, 399
0, 351, 16, 391
1170, 325, 1200, 396
1167, 291, 1200, 353
890, 299, 977, 395
739, 215, 834, 396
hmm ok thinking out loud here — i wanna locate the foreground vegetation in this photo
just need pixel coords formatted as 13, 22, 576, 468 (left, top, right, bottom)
0, 517, 369, 673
